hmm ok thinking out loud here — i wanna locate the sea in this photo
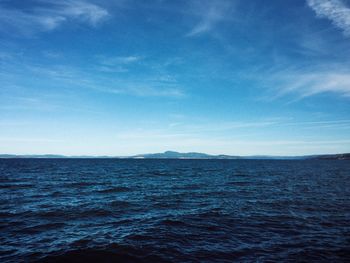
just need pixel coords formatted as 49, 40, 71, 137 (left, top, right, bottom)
0, 159, 349, 262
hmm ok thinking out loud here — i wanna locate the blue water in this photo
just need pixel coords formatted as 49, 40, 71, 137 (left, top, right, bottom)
0, 159, 349, 262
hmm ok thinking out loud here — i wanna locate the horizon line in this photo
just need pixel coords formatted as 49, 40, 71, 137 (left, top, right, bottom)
0, 151, 349, 159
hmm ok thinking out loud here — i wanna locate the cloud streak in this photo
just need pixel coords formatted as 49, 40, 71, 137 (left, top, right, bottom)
1, 59, 186, 99
254, 64, 350, 100
275, 71, 350, 99
307, 0, 350, 36
0, 0, 109, 35
187, 0, 234, 37
101, 85, 185, 98
95, 55, 142, 73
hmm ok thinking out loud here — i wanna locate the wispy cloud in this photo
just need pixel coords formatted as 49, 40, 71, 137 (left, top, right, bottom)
51, 0, 109, 26
307, 0, 350, 36
274, 71, 350, 99
0, 0, 109, 35
95, 55, 142, 73
187, 0, 234, 37
100, 85, 185, 98
2, 60, 186, 99
97, 55, 141, 66
254, 65, 350, 100
163, 118, 350, 136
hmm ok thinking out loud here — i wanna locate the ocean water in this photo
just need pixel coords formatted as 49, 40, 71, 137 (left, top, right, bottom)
0, 159, 349, 262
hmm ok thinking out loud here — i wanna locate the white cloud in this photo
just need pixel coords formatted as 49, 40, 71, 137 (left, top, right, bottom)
95, 55, 141, 72
98, 56, 142, 66
8, 62, 186, 99
52, 0, 109, 26
109, 56, 141, 64
307, 0, 350, 36
187, 0, 234, 37
276, 71, 350, 98
0, 0, 109, 35
103, 85, 185, 98
256, 66, 350, 100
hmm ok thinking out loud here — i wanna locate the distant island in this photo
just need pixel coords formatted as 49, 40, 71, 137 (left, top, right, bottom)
0, 151, 349, 160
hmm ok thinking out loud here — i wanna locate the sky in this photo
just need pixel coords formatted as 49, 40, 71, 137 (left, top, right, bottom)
0, 0, 350, 156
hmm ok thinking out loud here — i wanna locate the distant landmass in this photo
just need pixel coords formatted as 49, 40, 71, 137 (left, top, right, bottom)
132, 151, 240, 159
0, 151, 349, 160
132, 151, 350, 160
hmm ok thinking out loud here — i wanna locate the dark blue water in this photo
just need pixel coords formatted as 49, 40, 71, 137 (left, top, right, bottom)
0, 159, 349, 262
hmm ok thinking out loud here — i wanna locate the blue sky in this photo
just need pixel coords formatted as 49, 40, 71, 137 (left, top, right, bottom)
0, 0, 350, 156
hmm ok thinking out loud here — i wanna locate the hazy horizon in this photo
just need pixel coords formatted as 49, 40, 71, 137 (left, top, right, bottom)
1, 0, 350, 156
0, 150, 349, 158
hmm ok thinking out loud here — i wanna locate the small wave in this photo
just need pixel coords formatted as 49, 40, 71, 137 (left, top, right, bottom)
50, 191, 65, 197
97, 186, 131, 194
174, 183, 204, 190
126, 234, 154, 242
15, 223, 66, 234
152, 172, 167, 176
77, 208, 113, 218
160, 219, 187, 226
0, 183, 34, 189
0, 212, 16, 217
64, 182, 96, 188
38, 208, 113, 219
70, 238, 92, 248
35, 247, 170, 263
109, 200, 132, 208
227, 181, 251, 186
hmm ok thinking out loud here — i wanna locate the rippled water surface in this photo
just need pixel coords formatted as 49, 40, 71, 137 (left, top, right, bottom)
1, 159, 349, 262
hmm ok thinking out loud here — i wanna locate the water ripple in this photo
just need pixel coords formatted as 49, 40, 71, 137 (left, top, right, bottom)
0, 159, 349, 262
